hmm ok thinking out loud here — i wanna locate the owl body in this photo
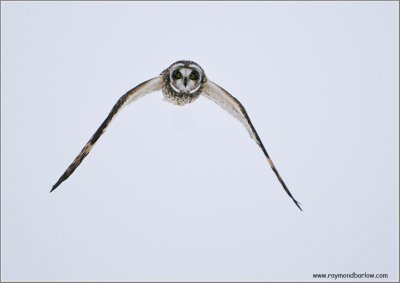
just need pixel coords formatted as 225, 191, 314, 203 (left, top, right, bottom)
160, 60, 207, 106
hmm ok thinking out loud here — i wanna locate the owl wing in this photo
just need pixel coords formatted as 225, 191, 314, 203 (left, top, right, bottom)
51, 76, 163, 192
201, 80, 302, 211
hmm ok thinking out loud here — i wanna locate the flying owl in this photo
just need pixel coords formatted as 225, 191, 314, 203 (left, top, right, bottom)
51, 60, 302, 210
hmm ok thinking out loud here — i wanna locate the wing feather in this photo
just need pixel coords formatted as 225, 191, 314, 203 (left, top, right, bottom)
202, 80, 302, 210
51, 76, 163, 192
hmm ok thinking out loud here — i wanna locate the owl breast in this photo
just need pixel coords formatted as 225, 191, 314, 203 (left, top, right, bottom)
161, 84, 202, 106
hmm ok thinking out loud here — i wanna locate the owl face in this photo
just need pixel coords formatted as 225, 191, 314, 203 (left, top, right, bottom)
168, 61, 205, 94
161, 60, 207, 105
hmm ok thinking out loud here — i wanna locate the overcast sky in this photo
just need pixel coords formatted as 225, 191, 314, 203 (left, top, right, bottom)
1, 1, 398, 281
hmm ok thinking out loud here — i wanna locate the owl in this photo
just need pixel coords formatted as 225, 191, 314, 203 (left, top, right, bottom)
51, 60, 302, 210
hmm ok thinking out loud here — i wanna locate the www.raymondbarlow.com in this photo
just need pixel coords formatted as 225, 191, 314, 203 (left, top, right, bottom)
313, 272, 388, 280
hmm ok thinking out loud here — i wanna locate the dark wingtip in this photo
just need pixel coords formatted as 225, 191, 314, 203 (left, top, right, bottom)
50, 182, 60, 193
292, 198, 303, 211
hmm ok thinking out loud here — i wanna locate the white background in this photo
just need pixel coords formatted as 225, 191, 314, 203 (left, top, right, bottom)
1, 2, 398, 281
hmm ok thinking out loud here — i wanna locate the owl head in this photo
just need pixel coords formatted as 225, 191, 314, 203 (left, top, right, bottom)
163, 60, 207, 95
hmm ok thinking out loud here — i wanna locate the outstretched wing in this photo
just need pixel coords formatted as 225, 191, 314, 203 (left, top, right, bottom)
51, 76, 163, 192
201, 80, 302, 211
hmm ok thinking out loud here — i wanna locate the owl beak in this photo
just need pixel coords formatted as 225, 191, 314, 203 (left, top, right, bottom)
183, 77, 188, 87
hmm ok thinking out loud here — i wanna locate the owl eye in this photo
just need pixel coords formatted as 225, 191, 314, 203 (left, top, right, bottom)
189, 71, 198, 80
175, 71, 182, 79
